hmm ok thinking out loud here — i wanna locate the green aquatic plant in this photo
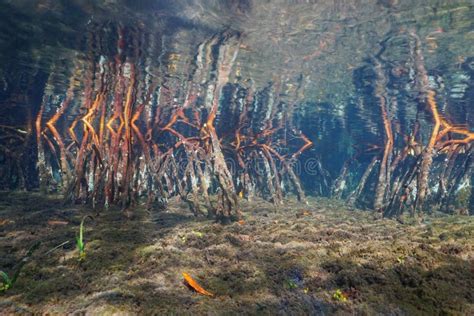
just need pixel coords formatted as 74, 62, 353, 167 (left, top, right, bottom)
333, 289, 348, 302
285, 279, 298, 289
76, 215, 93, 261
0, 241, 40, 293
0, 271, 12, 292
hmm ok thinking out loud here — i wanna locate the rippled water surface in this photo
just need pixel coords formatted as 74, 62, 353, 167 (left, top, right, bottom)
0, 0, 472, 209
2, 2, 473, 131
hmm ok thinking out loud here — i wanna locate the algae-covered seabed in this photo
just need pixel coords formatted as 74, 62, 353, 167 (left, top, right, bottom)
0, 192, 473, 315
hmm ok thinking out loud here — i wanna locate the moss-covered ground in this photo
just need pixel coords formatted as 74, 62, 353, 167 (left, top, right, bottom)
0, 191, 473, 315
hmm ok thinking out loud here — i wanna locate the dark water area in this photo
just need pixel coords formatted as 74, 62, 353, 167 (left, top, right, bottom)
0, 0, 473, 314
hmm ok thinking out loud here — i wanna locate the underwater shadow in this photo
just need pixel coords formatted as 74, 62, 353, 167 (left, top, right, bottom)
0, 192, 202, 311
316, 250, 473, 314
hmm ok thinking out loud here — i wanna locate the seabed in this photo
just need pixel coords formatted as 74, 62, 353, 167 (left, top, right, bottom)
0, 192, 473, 315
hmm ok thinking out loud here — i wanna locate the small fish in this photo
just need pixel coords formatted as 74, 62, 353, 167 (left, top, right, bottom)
182, 272, 214, 297
238, 191, 244, 198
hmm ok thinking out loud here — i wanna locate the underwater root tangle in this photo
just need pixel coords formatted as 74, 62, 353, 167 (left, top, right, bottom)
35, 25, 312, 222
341, 30, 473, 218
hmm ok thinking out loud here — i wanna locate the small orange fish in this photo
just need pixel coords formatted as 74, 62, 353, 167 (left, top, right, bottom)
182, 272, 214, 297
238, 219, 245, 225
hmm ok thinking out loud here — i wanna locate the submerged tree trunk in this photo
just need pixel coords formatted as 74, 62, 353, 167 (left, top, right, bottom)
373, 58, 393, 213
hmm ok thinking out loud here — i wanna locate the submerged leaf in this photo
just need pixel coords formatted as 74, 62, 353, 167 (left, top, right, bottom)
47, 220, 69, 226
182, 272, 214, 297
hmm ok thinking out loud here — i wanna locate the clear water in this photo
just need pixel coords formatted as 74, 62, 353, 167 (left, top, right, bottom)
0, 1, 474, 314
0, 0, 473, 210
